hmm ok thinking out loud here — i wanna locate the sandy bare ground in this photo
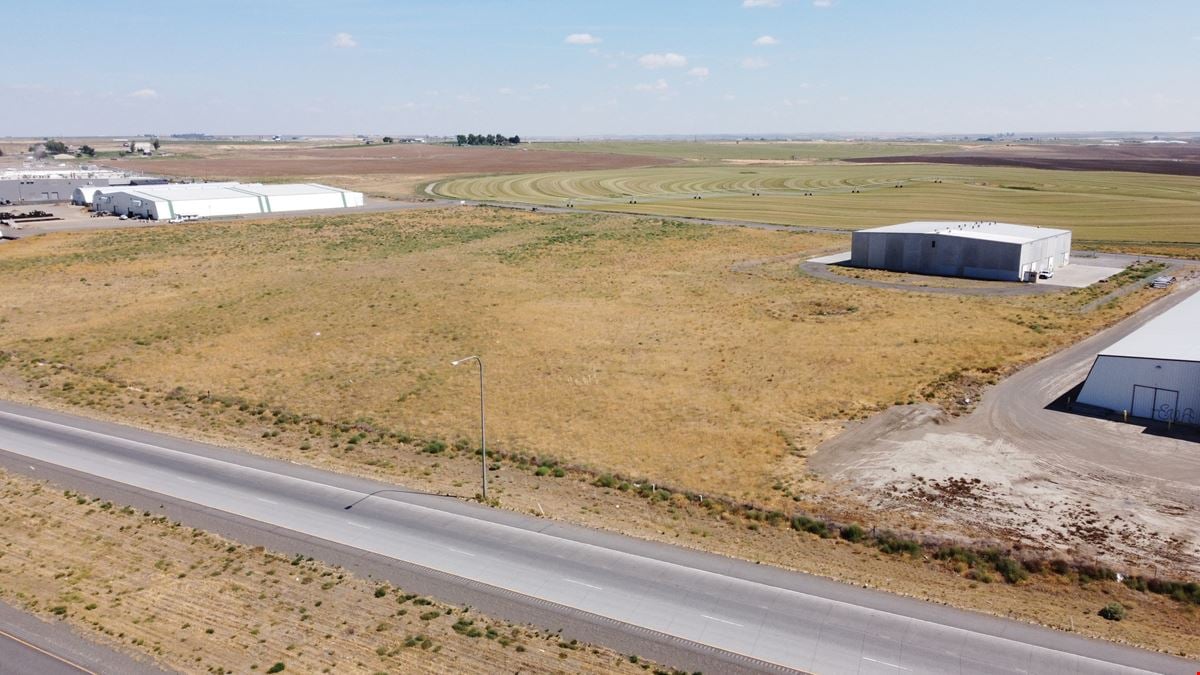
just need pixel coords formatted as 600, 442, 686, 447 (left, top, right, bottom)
812, 277, 1200, 576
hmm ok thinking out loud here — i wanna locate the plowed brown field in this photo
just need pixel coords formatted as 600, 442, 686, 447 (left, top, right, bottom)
123, 143, 675, 180
847, 142, 1200, 176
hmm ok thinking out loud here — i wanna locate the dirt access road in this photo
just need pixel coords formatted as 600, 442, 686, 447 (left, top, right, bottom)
813, 280, 1200, 576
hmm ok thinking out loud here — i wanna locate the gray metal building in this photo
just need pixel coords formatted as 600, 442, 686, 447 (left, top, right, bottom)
849, 221, 1072, 281
0, 169, 159, 205
1077, 291, 1200, 425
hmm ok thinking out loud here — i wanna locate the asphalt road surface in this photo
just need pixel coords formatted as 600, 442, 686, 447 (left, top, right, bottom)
0, 401, 1194, 675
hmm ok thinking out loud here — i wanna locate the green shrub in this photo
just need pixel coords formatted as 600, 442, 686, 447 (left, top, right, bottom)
552, 467, 566, 478
423, 440, 446, 454
593, 474, 618, 489
534, 466, 550, 477
1098, 602, 1125, 621
993, 556, 1027, 584
790, 515, 831, 538
267, 664, 285, 674
374, 586, 388, 598
875, 531, 922, 556
839, 524, 866, 542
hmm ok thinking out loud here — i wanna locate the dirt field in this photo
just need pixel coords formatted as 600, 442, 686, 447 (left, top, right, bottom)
114, 142, 675, 182
847, 142, 1200, 177
0, 469, 654, 674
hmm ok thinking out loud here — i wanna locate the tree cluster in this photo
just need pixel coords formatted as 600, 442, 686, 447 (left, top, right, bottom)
43, 139, 69, 154
79, 145, 96, 157
455, 134, 520, 146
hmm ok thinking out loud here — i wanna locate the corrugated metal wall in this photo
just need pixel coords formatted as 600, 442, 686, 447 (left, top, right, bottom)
1077, 356, 1200, 424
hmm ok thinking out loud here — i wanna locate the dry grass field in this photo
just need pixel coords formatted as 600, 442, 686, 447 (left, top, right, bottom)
1, 208, 1197, 658
431, 164, 1200, 245
0, 470, 653, 674
0, 208, 1165, 501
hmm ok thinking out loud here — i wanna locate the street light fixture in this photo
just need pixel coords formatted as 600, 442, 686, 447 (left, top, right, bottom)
450, 355, 487, 501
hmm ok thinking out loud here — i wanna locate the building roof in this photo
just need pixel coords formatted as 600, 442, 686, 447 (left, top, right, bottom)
117, 183, 253, 201
860, 221, 1070, 245
1098, 290, 1200, 362
230, 183, 353, 197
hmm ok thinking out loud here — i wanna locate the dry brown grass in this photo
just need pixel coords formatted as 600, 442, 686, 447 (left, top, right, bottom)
0, 208, 1163, 502
0, 469, 654, 674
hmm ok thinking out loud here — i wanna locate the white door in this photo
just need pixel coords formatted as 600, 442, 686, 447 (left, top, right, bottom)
1131, 385, 1155, 418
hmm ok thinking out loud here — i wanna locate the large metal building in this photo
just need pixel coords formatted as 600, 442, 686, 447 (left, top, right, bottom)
1077, 291, 1200, 425
93, 182, 364, 219
850, 221, 1071, 281
0, 168, 141, 204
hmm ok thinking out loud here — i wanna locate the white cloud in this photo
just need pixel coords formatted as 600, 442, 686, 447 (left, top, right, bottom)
129, 88, 158, 99
331, 32, 358, 48
565, 33, 601, 45
498, 87, 514, 95
687, 66, 710, 78
754, 35, 779, 46
456, 93, 480, 104
638, 52, 688, 69
634, 78, 670, 92
812, 0, 833, 6
532, 83, 552, 90
742, 0, 781, 7
740, 57, 769, 69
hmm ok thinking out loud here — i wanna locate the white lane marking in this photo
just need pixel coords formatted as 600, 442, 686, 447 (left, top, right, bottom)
863, 657, 912, 671
256, 497, 279, 505
180, 477, 198, 484
445, 546, 476, 557
29, 465, 36, 471
562, 578, 603, 591
701, 614, 744, 628
346, 520, 372, 530
103, 457, 125, 465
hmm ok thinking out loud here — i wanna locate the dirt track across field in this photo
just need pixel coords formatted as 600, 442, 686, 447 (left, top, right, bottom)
847, 142, 1200, 176
117, 143, 676, 179
813, 277, 1200, 576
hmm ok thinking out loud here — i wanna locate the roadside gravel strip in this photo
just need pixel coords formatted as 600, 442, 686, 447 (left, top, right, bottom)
0, 401, 1194, 674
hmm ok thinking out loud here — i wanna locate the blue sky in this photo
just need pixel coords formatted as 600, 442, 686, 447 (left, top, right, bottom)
5, 0, 1199, 136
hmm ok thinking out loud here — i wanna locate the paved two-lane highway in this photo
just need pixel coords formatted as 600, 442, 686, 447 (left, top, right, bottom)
0, 400, 1193, 674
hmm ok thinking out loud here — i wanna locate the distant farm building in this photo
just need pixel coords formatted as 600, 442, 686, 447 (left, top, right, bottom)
1077, 291, 1200, 425
91, 182, 364, 219
850, 221, 1071, 282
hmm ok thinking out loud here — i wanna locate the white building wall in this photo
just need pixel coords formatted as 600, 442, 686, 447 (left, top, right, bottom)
1077, 356, 1200, 424
265, 192, 347, 213
159, 196, 264, 219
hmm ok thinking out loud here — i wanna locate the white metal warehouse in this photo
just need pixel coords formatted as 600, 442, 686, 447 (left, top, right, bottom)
850, 221, 1071, 281
1077, 291, 1200, 425
92, 182, 364, 219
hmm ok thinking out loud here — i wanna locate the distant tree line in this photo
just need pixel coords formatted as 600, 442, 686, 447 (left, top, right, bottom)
455, 134, 520, 146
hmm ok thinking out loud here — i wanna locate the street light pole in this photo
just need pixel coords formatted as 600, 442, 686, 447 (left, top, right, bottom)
450, 355, 487, 501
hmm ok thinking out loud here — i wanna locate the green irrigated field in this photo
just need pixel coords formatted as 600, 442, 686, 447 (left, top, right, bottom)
431, 164, 1200, 243
532, 140, 964, 161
